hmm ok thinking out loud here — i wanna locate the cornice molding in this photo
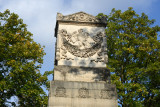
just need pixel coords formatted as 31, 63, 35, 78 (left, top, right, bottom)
56, 12, 107, 24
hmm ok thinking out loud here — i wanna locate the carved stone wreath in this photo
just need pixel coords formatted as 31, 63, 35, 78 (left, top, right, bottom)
60, 29, 103, 58
100, 89, 112, 99
55, 87, 66, 97
78, 88, 89, 98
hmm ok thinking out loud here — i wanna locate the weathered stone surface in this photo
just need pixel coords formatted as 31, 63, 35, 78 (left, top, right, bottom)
54, 65, 111, 83
48, 81, 118, 107
56, 12, 107, 24
48, 12, 118, 107
55, 24, 108, 67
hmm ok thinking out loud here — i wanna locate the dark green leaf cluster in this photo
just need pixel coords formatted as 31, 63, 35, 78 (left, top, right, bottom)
104, 7, 160, 107
0, 9, 51, 107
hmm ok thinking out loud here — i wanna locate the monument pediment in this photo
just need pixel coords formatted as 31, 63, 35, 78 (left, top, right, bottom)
57, 11, 107, 24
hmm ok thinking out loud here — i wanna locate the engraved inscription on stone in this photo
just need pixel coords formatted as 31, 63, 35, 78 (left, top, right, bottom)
55, 87, 66, 97
78, 88, 89, 98
100, 89, 112, 99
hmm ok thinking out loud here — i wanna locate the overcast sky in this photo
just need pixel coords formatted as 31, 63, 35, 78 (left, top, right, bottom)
0, 0, 160, 80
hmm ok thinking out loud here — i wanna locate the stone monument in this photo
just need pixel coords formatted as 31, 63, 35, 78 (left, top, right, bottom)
48, 12, 118, 107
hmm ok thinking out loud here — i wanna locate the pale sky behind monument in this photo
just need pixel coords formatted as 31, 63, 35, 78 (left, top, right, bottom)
0, 0, 160, 81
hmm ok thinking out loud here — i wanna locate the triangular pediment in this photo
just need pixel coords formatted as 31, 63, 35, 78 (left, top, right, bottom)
63, 11, 96, 19
56, 11, 106, 24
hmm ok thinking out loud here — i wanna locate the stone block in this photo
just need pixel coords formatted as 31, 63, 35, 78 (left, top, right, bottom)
54, 65, 111, 83
48, 80, 118, 107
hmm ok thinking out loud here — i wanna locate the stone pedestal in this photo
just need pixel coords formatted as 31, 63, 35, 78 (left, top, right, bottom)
54, 65, 111, 83
48, 12, 118, 107
48, 81, 117, 107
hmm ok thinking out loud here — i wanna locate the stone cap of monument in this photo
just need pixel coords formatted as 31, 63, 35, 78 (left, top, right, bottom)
56, 11, 107, 24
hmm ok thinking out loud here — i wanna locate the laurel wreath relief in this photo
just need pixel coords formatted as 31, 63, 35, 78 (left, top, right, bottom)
60, 29, 103, 58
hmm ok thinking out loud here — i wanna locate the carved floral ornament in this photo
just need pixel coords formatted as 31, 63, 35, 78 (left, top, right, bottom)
100, 89, 112, 99
56, 28, 108, 63
60, 29, 104, 57
78, 88, 89, 98
54, 87, 114, 99
57, 12, 107, 24
55, 87, 66, 97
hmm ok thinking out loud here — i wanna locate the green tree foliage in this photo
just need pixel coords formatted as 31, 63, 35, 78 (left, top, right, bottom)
98, 7, 160, 107
0, 9, 52, 106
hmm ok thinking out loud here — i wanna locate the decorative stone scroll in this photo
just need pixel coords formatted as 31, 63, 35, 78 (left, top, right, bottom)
78, 88, 89, 98
55, 87, 66, 97
57, 12, 107, 24
59, 29, 105, 59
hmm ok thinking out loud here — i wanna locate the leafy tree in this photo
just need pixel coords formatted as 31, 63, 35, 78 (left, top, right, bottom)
98, 7, 160, 107
0, 9, 52, 106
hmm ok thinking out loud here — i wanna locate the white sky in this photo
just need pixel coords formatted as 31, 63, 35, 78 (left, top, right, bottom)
0, 0, 160, 81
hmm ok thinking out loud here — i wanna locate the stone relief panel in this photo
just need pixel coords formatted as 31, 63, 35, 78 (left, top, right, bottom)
56, 24, 108, 67
57, 12, 107, 24
100, 89, 112, 99
58, 29, 107, 61
61, 29, 103, 58
55, 87, 66, 97
78, 88, 89, 98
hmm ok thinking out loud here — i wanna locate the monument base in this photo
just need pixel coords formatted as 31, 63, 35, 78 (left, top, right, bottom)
54, 65, 111, 83
48, 80, 117, 107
